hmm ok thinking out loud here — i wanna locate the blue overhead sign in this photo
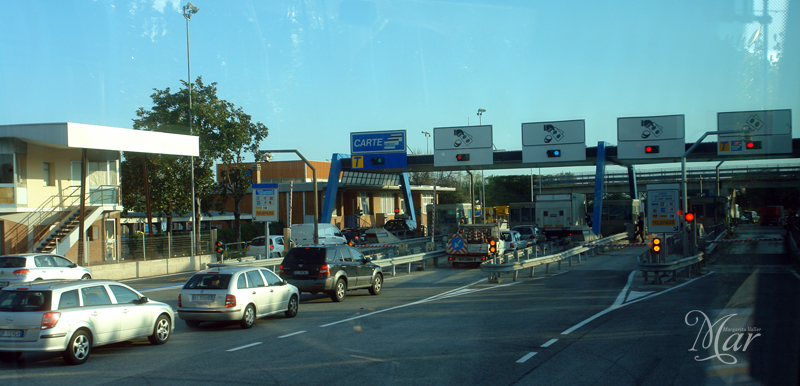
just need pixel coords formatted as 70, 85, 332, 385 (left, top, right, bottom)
351, 130, 407, 154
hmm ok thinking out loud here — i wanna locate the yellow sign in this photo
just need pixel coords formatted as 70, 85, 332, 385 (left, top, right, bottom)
352, 156, 364, 169
256, 210, 275, 217
651, 219, 676, 226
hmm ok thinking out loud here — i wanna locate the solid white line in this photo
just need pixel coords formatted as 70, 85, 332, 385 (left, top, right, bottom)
561, 271, 716, 335
613, 270, 636, 307
226, 342, 263, 352
139, 284, 184, 293
516, 352, 537, 363
278, 331, 307, 339
541, 339, 558, 348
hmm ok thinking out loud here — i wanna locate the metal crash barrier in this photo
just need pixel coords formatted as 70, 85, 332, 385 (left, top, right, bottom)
480, 232, 629, 283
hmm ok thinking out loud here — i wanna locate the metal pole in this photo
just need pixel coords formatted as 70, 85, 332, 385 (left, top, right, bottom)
715, 161, 724, 197
184, 6, 198, 258
262, 150, 319, 244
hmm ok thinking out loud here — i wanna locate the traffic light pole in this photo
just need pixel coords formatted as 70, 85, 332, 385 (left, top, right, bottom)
681, 129, 748, 257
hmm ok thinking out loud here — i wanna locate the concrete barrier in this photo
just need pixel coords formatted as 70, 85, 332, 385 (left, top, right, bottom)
90, 254, 217, 281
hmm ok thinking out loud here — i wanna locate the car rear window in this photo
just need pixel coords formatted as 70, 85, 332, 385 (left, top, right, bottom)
283, 248, 328, 265
502, 233, 513, 241
0, 290, 52, 312
183, 274, 232, 290
1, 257, 27, 268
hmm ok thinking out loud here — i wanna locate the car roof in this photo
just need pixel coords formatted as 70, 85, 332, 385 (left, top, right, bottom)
1, 279, 127, 291
1, 253, 64, 258
197, 266, 272, 274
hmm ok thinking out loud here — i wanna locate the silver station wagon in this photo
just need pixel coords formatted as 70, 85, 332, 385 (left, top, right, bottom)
0, 254, 92, 289
0, 280, 174, 365
178, 266, 300, 329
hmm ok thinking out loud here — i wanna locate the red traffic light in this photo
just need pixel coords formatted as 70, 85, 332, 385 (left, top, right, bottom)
685, 213, 695, 222
394, 208, 400, 214
645, 145, 660, 154
456, 154, 470, 161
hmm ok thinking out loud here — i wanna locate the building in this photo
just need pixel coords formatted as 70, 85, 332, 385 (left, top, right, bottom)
0, 123, 198, 264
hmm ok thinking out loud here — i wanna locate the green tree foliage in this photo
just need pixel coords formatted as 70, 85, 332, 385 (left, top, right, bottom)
484, 175, 539, 206
124, 77, 267, 243
409, 170, 470, 204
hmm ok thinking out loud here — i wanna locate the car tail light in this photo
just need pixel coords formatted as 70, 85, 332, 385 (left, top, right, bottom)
318, 264, 330, 276
178, 294, 182, 307
481, 257, 487, 261
225, 295, 236, 308
279, 265, 285, 275
448, 257, 453, 261
41, 312, 61, 329
510, 243, 515, 249
12, 269, 30, 275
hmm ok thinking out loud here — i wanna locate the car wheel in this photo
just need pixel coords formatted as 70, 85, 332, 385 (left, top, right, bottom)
148, 314, 171, 345
0, 352, 21, 363
330, 279, 346, 302
81, 274, 91, 280
63, 329, 92, 365
285, 295, 299, 318
239, 304, 256, 329
368, 274, 382, 295
185, 320, 201, 328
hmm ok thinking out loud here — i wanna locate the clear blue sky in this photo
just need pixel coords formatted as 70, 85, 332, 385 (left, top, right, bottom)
1, 0, 797, 172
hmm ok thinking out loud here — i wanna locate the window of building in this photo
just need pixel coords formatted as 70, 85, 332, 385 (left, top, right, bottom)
43, 162, 53, 186
380, 193, 394, 214
359, 192, 371, 215
421, 193, 434, 214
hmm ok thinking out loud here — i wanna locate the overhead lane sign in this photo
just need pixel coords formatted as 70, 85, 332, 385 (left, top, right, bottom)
433, 125, 494, 167
350, 130, 407, 170
617, 114, 685, 160
717, 109, 792, 157
522, 120, 586, 163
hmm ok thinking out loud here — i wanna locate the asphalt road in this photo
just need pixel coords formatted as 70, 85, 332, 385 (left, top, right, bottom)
2, 224, 798, 385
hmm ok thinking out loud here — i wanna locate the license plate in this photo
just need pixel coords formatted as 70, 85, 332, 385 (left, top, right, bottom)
191, 294, 214, 302
294, 270, 308, 275
0, 330, 23, 338
0, 281, 8, 287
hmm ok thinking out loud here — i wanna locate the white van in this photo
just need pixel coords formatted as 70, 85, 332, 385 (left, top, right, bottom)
290, 223, 347, 246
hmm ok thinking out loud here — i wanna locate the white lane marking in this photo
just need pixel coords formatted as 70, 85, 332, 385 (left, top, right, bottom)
625, 290, 654, 303
226, 342, 263, 352
320, 279, 520, 328
278, 331, 307, 339
516, 352, 537, 363
541, 339, 558, 348
139, 284, 184, 293
561, 271, 715, 335
613, 270, 637, 307
791, 270, 800, 281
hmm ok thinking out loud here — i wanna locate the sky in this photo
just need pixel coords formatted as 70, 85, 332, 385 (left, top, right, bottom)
1, 0, 798, 175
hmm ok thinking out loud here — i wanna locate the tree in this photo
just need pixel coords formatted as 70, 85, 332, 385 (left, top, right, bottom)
125, 77, 264, 244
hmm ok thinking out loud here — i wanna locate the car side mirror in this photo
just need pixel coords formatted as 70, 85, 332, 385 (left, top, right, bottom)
363, 257, 372, 264
69, 263, 78, 268
136, 296, 149, 304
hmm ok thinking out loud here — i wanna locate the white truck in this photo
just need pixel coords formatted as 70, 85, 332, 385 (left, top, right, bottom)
446, 224, 505, 267
534, 193, 591, 240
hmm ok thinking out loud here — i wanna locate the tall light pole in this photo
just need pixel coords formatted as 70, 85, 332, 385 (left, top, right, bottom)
421, 131, 431, 154
183, 2, 199, 255
477, 108, 486, 125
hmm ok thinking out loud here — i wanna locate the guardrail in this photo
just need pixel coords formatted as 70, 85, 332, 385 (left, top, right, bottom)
480, 232, 629, 282
637, 253, 704, 284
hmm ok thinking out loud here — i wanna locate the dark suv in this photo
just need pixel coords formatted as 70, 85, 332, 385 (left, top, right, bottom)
279, 245, 383, 302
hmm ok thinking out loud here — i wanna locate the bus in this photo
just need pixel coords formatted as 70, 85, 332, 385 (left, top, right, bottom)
426, 203, 473, 236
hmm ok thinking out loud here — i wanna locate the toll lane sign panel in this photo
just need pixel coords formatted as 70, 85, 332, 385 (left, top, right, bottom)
350, 130, 408, 169
253, 183, 279, 222
646, 184, 680, 234
522, 120, 586, 163
617, 115, 685, 160
717, 109, 792, 156
433, 125, 494, 167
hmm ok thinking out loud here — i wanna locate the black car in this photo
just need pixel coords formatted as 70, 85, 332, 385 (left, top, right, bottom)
279, 245, 383, 302
342, 227, 368, 245
383, 218, 417, 238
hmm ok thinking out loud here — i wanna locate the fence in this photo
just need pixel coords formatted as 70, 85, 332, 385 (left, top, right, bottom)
84, 232, 213, 265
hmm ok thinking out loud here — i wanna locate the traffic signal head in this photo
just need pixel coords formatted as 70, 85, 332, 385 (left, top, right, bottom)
685, 213, 694, 222
745, 141, 762, 150
546, 149, 561, 158
456, 153, 470, 161
215, 241, 225, 254
645, 145, 660, 154
370, 157, 385, 165
394, 208, 400, 215
652, 237, 662, 253
489, 239, 497, 254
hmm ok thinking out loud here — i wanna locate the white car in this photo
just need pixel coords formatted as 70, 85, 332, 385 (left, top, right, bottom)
248, 235, 285, 259
178, 266, 299, 329
501, 230, 525, 252
0, 254, 92, 289
0, 280, 173, 365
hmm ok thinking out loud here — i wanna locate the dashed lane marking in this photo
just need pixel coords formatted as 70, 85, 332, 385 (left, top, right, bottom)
516, 352, 537, 363
226, 342, 263, 352
278, 331, 306, 339
541, 339, 558, 348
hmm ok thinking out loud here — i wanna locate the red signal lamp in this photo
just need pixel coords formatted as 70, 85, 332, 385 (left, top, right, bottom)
685, 213, 695, 222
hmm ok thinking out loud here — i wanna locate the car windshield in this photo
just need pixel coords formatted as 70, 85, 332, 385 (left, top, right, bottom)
0, 290, 52, 312
183, 274, 232, 290
1, 257, 26, 268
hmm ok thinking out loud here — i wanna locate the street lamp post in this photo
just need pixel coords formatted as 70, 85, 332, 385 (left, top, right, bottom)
421, 131, 431, 154
477, 108, 486, 125
183, 2, 199, 256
